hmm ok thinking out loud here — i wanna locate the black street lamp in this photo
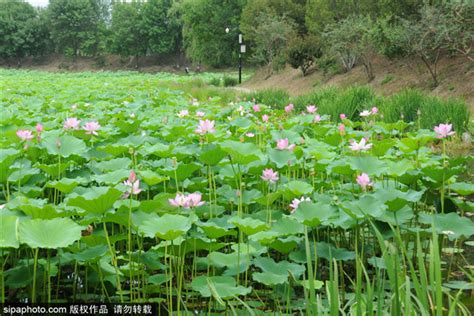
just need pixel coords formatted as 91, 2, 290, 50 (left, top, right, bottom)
226, 27, 246, 84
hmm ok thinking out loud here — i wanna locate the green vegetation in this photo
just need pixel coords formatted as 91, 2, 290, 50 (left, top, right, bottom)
1, 69, 473, 313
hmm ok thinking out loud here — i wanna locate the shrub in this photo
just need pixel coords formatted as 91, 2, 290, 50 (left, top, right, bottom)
208, 77, 221, 87
223, 76, 238, 87
287, 35, 322, 76
372, 17, 408, 59
247, 89, 290, 109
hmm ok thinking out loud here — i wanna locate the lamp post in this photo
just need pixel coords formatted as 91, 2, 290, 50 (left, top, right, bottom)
226, 27, 245, 84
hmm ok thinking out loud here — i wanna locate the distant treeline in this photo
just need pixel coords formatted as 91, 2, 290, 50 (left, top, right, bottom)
1, 0, 472, 85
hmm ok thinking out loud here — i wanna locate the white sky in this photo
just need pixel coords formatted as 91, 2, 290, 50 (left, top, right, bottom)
25, 0, 49, 8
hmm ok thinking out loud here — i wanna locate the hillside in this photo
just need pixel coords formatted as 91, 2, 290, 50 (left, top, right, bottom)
242, 55, 474, 111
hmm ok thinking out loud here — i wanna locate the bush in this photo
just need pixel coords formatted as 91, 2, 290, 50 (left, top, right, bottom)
223, 76, 238, 87
247, 89, 290, 109
208, 77, 221, 87
372, 17, 408, 59
287, 35, 322, 76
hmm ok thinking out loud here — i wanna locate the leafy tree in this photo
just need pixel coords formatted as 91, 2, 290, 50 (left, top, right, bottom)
324, 16, 377, 81
442, 2, 474, 62
109, 2, 148, 67
287, 35, 322, 76
399, 5, 450, 86
178, 0, 245, 67
47, 0, 103, 56
142, 0, 180, 55
0, 1, 50, 61
251, 13, 295, 77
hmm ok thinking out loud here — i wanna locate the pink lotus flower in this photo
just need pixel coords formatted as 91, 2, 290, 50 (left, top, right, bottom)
276, 138, 295, 151
195, 119, 216, 135
168, 192, 204, 209
285, 104, 294, 113
184, 193, 205, 208
16, 129, 34, 141
252, 104, 261, 112
261, 168, 279, 183
196, 111, 205, 117
177, 109, 189, 118
338, 124, 346, 135
289, 196, 311, 213
123, 170, 142, 196
313, 115, 321, 123
168, 193, 188, 207
83, 121, 100, 135
434, 123, 455, 139
356, 173, 373, 191
35, 123, 43, 133
306, 105, 317, 113
340, 113, 346, 120
246, 132, 255, 137
349, 138, 372, 151
262, 114, 269, 123
371, 106, 379, 114
360, 110, 371, 117
64, 117, 81, 130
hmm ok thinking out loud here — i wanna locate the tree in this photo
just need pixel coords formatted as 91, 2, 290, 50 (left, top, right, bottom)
443, 2, 474, 62
324, 15, 377, 81
178, 0, 245, 67
0, 1, 50, 61
47, 0, 103, 56
287, 35, 322, 76
109, 2, 148, 67
251, 13, 295, 77
399, 5, 450, 86
142, 0, 180, 55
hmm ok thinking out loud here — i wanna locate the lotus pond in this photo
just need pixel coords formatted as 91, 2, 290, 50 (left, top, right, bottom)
1, 70, 473, 315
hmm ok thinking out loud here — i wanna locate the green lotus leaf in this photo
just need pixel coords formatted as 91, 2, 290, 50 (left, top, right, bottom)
191, 276, 252, 299
249, 231, 280, 244
252, 272, 288, 286
253, 256, 305, 279
11, 196, 63, 219
300, 279, 324, 290
229, 216, 268, 235
208, 251, 250, 270
340, 195, 387, 220
198, 144, 227, 166
348, 156, 388, 176
139, 170, 168, 186
0, 215, 20, 248
37, 162, 72, 178
450, 182, 474, 196
67, 186, 123, 214
220, 140, 262, 164
138, 214, 192, 240
293, 202, 335, 227
285, 180, 313, 197
46, 177, 85, 193
92, 169, 130, 184
272, 216, 304, 235
42, 134, 87, 158
269, 236, 301, 254
92, 158, 132, 172
268, 148, 296, 168
198, 217, 236, 239
419, 213, 474, 240
19, 218, 82, 249
0, 148, 19, 183
161, 162, 201, 181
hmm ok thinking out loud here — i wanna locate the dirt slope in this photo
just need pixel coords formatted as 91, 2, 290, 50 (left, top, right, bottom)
242, 55, 474, 110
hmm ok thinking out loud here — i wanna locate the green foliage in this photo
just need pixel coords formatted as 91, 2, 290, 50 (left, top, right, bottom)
177, 0, 245, 67
246, 89, 290, 108
381, 89, 469, 133
109, 2, 148, 61
287, 35, 322, 76
0, 1, 50, 60
250, 13, 295, 74
208, 77, 221, 86
223, 76, 238, 87
371, 16, 408, 58
47, 0, 104, 56
324, 15, 377, 81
